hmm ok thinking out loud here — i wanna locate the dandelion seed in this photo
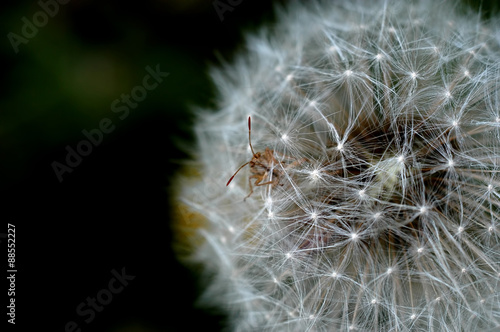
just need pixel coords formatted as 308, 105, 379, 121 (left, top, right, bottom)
285, 74, 294, 81
310, 169, 320, 180
457, 226, 464, 234
345, 69, 353, 77
417, 247, 424, 253
371, 299, 377, 304
410, 71, 417, 79
410, 314, 416, 320
336, 142, 344, 151
281, 133, 289, 141
285, 252, 293, 259
375, 53, 383, 60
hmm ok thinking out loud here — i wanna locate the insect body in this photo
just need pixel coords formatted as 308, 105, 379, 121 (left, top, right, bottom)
226, 116, 281, 199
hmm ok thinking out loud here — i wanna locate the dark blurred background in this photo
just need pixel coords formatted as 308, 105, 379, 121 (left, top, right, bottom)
0, 0, 496, 331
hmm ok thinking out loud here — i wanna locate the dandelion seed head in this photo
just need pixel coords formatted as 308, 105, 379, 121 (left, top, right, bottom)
176, 0, 500, 330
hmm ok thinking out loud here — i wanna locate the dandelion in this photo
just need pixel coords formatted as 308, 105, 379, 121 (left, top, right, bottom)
174, 0, 500, 331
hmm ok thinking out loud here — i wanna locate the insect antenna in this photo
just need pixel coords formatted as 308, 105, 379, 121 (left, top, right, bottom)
248, 116, 257, 157
226, 116, 257, 186
226, 161, 251, 186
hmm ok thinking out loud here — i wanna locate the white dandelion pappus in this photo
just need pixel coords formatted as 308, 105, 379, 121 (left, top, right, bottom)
176, 0, 500, 331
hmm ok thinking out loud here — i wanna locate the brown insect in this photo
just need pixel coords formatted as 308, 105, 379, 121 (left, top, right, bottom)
226, 116, 282, 199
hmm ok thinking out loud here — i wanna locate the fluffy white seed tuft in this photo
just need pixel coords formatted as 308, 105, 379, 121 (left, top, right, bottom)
176, 0, 500, 330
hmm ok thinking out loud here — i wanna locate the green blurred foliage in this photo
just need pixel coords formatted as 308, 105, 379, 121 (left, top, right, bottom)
0, 0, 280, 187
